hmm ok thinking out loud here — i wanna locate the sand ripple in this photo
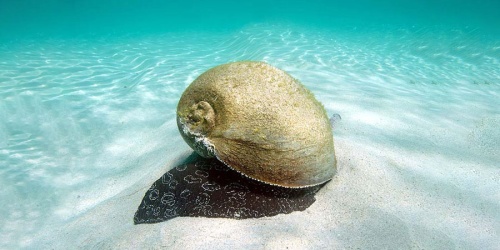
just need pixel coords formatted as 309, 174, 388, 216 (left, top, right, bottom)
0, 24, 498, 249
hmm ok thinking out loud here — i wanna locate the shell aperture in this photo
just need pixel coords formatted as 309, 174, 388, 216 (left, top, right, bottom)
177, 61, 336, 188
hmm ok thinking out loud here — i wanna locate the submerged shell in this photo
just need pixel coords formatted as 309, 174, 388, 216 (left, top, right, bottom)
176, 61, 336, 188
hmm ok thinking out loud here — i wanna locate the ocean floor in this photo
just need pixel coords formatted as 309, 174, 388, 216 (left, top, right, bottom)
0, 23, 499, 249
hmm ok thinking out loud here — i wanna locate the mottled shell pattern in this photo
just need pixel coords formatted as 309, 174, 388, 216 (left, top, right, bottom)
176, 61, 336, 188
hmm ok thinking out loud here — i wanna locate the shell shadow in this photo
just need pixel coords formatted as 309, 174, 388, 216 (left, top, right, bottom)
134, 153, 326, 224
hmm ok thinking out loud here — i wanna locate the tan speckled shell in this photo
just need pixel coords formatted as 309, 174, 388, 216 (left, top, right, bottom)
176, 61, 336, 188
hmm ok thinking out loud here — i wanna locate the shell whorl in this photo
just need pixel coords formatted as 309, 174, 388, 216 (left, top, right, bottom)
177, 100, 216, 158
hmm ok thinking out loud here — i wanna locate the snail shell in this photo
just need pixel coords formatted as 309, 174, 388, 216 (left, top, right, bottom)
176, 61, 336, 188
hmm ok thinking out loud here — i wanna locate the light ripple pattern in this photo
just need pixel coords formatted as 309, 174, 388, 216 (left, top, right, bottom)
0, 24, 499, 249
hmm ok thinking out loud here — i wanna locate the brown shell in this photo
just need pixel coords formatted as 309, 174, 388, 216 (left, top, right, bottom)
176, 61, 336, 188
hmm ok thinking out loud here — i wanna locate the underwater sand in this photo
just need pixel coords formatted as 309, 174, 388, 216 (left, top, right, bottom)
0, 23, 499, 249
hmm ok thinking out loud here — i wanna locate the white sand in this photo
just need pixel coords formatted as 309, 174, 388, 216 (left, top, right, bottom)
1, 24, 499, 249
34, 87, 499, 249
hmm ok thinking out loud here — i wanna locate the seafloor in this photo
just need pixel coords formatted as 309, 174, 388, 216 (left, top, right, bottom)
0, 23, 499, 249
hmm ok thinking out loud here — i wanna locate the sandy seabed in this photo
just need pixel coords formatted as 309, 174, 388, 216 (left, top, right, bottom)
0, 24, 498, 249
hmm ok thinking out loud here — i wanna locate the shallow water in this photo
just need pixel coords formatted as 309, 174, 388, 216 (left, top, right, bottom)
1, 1, 499, 249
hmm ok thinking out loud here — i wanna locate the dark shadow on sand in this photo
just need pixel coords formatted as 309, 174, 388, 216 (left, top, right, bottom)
134, 153, 325, 224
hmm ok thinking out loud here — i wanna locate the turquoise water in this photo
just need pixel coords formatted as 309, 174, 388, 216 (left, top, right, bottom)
1, 1, 499, 249
1, 0, 500, 39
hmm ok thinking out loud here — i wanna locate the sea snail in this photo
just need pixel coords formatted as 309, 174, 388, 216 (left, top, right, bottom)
176, 61, 336, 188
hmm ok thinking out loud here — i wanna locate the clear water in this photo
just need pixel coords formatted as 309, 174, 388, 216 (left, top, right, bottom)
1, 1, 499, 249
